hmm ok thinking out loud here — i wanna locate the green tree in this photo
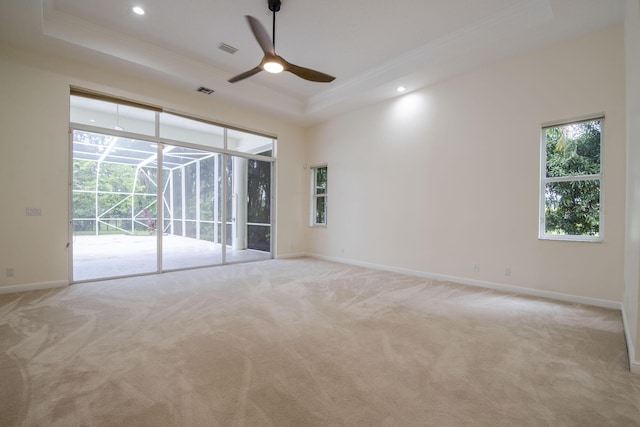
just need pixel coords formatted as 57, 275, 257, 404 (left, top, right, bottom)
247, 156, 271, 251
544, 120, 601, 236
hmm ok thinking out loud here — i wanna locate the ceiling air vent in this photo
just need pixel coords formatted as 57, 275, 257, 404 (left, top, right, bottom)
196, 86, 214, 95
218, 43, 238, 54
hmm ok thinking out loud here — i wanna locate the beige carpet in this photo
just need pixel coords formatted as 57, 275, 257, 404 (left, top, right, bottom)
1, 258, 639, 426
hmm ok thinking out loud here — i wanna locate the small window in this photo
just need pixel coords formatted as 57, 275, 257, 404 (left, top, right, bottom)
159, 113, 224, 149
539, 116, 603, 241
311, 165, 327, 226
70, 95, 156, 136
227, 129, 274, 156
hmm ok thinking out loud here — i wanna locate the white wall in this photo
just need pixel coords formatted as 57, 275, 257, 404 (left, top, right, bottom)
306, 25, 626, 306
0, 44, 307, 290
624, 0, 640, 374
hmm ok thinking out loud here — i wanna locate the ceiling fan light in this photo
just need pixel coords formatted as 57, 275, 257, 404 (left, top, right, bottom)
263, 61, 284, 73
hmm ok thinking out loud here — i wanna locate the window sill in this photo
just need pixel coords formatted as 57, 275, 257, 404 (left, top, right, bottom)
539, 235, 602, 243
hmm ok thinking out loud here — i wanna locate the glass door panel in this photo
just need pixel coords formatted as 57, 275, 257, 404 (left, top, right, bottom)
226, 155, 272, 263
162, 145, 223, 270
72, 130, 158, 280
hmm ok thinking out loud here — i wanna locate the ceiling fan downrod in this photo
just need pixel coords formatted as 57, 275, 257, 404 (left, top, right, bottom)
269, 0, 281, 50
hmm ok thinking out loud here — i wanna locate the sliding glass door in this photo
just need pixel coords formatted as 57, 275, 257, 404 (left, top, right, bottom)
70, 92, 275, 282
225, 155, 272, 263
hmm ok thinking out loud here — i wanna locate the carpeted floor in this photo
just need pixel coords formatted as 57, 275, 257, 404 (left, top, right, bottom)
1, 258, 639, 426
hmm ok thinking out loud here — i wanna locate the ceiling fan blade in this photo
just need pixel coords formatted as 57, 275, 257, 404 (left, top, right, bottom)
246, 15, 274, 55
228, 66, 263, 83
283, 60, 335, 83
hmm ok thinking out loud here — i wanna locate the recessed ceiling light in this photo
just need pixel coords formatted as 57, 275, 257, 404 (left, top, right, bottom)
133, 6, 145, 15
397, 86, 406, 93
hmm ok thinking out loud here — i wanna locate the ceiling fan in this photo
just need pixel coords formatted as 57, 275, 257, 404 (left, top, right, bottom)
228, 0, 335, 84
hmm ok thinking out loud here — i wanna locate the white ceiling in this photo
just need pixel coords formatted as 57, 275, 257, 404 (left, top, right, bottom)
0, 0, 626, 125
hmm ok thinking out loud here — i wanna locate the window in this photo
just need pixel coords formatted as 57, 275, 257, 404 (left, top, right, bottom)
539, 116, 603, 241
311, 165, 327, 226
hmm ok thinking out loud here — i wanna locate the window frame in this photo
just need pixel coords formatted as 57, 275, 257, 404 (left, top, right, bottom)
310, 165, 328, 227
538, 114, 604, 242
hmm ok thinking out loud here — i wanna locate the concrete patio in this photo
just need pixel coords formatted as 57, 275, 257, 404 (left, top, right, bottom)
72, 234, 271, 281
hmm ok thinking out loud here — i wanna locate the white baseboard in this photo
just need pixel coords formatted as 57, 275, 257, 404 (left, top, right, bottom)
275, 252, 307, 259
621, 306, 640, 375
0, 280, 68, 295
308, 253, 622, 310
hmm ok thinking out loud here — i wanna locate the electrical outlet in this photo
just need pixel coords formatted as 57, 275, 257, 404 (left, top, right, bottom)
505, 267, 511, 276
6, 268, 14, 278
25, 207, 42, 216
472, 264, 480, 273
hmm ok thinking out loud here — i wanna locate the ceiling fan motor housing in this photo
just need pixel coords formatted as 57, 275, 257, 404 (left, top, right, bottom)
268, 0, 281, 12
